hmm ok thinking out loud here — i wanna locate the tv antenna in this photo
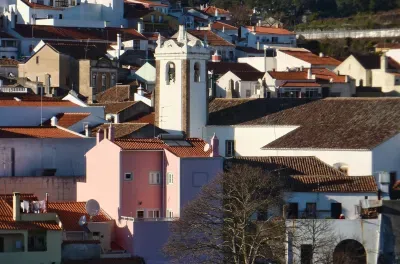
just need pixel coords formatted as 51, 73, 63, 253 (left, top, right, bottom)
85, 199, 100, 220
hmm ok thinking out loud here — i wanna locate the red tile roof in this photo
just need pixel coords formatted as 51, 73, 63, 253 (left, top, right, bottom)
268, 68, 346, 83
289, 175, 378, 193
0, 127, 82, 138
281, 82, 321, 87
0, 58, 19, 66
0, 98, 77, 107
203, 6, 230, 15
187, 30, 234, 46
114, 138, 213, 157
92, 101, 138, 114
127, 112, 155, 124
246, 26, 295, 35
212, 21, 237, 31
21, 0, 63, 9
43, 113, 90, 128
47, 202, 113, 231
0, 198, 61, 230
280, 50, 341, 66
14, 25, 147, 41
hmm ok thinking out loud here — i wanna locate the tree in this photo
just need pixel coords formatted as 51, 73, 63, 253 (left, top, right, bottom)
230, 5, 252, 27
163, 163, 287, 264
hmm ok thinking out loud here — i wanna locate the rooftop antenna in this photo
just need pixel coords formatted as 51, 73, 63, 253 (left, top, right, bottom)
85, 199, 100, 220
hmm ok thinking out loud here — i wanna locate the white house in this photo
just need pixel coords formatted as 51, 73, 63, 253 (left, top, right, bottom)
335, 54, 400, 94
240, 25, 297, 49
0, 32, 19, 59
216, 70, 265, 98
200, 5, 232, 21
133, 62, 156, 92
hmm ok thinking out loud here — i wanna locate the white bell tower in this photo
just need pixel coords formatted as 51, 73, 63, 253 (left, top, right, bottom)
154, 26, 210, 138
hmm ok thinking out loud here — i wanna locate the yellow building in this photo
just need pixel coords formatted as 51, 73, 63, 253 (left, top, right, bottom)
0, 193, 63, 264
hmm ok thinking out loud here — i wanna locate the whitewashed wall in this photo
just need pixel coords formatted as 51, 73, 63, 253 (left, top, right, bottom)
372, 133, 400, 182
238, 57, 276, 72
371, 69, 400, 93
335, 56, 369, 87
276, 50, 311, 71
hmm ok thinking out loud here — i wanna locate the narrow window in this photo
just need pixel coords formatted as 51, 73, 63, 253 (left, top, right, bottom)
59, 14, 63, 19
305, 203, 316, 218
167, 172, 173, 184
134, 40, 140, 50
149, 171, 161, 184
301, 244, 313, 264
225, 140, 234, 157
331, 203, 342, 219
166, 62, 175, 84
151, 14, 155, 22
91, 73, 97, 87
137, 210, 144, 218
287, 203, 298, 219
194, 62, 200, 83
148, 210, 160, 218
101, 74, 106, 90
124, 172, 133, 181
167, 209, 173, 218
36, 56, 39, 64
111, 74, 116, 86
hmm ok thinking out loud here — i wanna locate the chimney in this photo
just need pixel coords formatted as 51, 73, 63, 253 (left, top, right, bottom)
84, 124, 89, 137
13, 192, 20, 221
381, 55, 388, 72
137, 84, 144, 96
222, 26, 225, 32
177, 25, 186, 43
45, 193, 49, 213
215, 9, 218, 17
257, 41, 260, 50
252, 25, 256, 32
103, 127, 108, 140
307, 68, 312, 79
210, 133, 219, 157
96, 129, 104, 144
51, 116, 58, 126
116, 33, 122, 60
108, 124, 115, 142
211, 50, 222, 62
319, 52, 324, 57
137, 21, 143, 34
258, 20, 261, 26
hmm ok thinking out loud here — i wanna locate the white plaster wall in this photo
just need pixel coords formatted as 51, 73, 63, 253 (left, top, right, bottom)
16, 0, 30, 25
215, 71, 240, 98
189, 59, 207, 138
134, 62, 155, 83
276, 50, 311, 71
0, 106, 104, 126
287, 192, 378, 220
335, 56, 368, 86
386, 49, 400, 64
262, 149, 372, 176
68, 115, 106, 133
247, 32, 296, 48
238, 57, 277, 72
204, 126, 298, 157
158, 59, 183, 134
372, 133, 400, 182
0, 138, 95, 176
62, 3, 102, 21
371, 69, 400, 93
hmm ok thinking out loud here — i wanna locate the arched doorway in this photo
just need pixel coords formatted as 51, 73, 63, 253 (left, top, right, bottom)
333, 239, 366, 264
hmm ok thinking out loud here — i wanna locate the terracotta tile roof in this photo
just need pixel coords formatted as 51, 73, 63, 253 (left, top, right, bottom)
229, 156, 345, 176
92, 123, 164, 138
127, 112, 155, 124
212, 21, 237, 30
289, 175, 378, 193
311, 68, 346, 83
281, 82, 320, 87
231, 71, 265, 81
0, 127, 82, 138
92, 101, 138, 115
0, 98, 77, 107
203, 6, 230, 15
352, 54, 400, 70
246, 26, 295, 35
21, 0, 63, 9
268, 68, 346, 83
280, 50, 341, 66
187, 30, 234, 46
0, 198, 61, 231
47, 202, 112, 231
114, 138, 213, 157
94, 85, 137, 103
43, 113, 90, 128
207, 62, 260, 75
14, 25, 147, 41
0, 58, 19, 66
209, 98, 400, 149
0, 31, 16, 38
44, 41, 108, 60
268, 71, 307, 80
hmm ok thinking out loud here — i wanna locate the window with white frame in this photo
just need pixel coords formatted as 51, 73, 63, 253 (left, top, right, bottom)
124, 172, 133, 181
148, 210, 160, 218
149, 171, 161, 184
167, 172, 173, 184
305, 88, 319, 98
166, 209, 174, 218
225, 140, 235, 157
133, 40, 140, 50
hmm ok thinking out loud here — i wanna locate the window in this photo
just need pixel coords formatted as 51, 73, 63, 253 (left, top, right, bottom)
279, 88, 301, 98
149, 171, 161, 184
59, 14, 63, 19
91, 73, 97, 87
167, 209, 173, 218
229, 51, 234, 60
331, 203, 342, 219
55, 0, 67, 7
194, 62, 200, 83
225, 140, 234, 157
47, 14, 53, 19
28, 231, 47, 252
167, 172, 173, 184
245, 90, 251, 98
287, 203, 298, 219
36, 56, 39, 64
301, 244, 313, 264
137, 210, 144, 218
49, 0, 53, 5
111, 74, 116, 86
271, 37, 278, 43
148, 210, 160, 218
124, 172, 133, 181
305, 88, 319, 98
305, 203, 316, 218
159, 15, 163, 22
101, 74, 106, 90
166, 62, 175, 84
151, 14, 155, 22
132, 40, 140, 50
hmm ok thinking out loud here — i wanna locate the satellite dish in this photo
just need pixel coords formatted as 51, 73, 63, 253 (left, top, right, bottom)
204, 143, 210, 152
86, 199, 100, 218
78, 215, 87, 226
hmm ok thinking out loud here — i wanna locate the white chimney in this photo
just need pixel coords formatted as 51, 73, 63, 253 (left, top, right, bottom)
84, 124, 89, 137
319, 52, 324, 57
222, 26, 225, 32
215, 9, 218, 17
381, 55, 388, 72
177, 25, 186, 43
137, 21, 143, 33
137, 84, 144, 96
51, 116, 58, 126
13, 192, 20, 221
258, 20, 261, 26
307, 68, 312, 79
116, 33, 122, 60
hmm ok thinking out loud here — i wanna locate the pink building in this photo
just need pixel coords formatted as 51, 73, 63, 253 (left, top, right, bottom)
78, 126, 223, 262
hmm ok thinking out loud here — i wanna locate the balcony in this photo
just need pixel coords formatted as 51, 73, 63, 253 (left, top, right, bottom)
286, 208, 379, 220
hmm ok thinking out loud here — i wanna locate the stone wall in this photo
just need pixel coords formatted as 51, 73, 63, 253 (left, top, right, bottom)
297, 28, 400, 40
0, 176, 82, 201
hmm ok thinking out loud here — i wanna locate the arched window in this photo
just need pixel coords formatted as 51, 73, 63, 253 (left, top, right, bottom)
111, 74, 116, 86
91, 73, 97, 87
101, 74, 106, 90
166, 62, 175, 85
194, 62, 200, 83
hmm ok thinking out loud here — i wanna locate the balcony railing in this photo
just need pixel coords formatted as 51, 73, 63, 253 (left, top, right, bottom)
287, 210, 333, 220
